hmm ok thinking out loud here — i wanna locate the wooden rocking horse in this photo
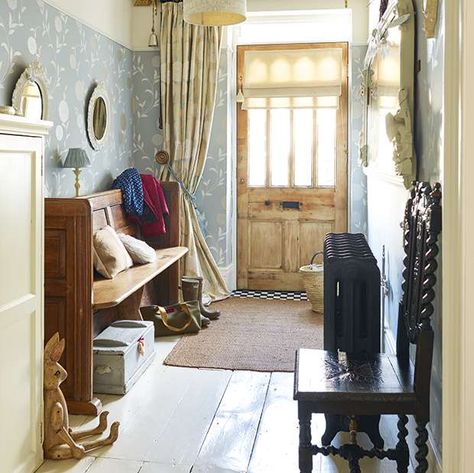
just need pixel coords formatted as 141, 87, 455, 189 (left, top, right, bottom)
43, 333, 120, 460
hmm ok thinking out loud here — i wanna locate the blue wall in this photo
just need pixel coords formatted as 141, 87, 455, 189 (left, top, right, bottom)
0, 0, 133, 198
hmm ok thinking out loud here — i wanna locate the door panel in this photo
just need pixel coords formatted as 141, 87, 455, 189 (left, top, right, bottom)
237, 43, 348, 290
249, 221, 283, 269
0, 136, 43, 473
299, 221, 334, 268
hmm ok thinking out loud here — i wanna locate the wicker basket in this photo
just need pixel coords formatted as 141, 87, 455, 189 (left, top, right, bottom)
299, 252, 324, 313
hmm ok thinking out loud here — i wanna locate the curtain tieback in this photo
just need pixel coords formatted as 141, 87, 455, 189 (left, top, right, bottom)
166, 164, 208, 236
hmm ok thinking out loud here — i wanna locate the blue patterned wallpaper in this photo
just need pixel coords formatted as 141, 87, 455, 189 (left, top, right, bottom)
350, 45, 368, 236
0, 0, 133, 198
195, 50, 232, 268
132, 51, 161, 177
132, 48, 232, 268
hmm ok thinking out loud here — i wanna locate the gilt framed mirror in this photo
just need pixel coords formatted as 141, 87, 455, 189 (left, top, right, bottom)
12, 61, 49, 120
359, 0, 416, 188
87, 83, 110, 150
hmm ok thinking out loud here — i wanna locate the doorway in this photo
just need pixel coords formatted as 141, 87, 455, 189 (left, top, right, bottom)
236, 43, 349, 290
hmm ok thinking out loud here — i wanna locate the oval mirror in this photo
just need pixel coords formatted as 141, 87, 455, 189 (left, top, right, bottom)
20, 80, 43, 121
12, 61, 49, 120
87, 83, 110, 150
93, 97, 107, 141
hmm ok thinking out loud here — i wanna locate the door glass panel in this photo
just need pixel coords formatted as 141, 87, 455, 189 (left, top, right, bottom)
270, 109, 290, 186
317, 108, 337, 187
294, 109, 313, 187
248, 109, 267, 186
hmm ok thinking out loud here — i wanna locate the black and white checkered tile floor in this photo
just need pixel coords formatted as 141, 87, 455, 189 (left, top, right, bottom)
232, 289, 308, 301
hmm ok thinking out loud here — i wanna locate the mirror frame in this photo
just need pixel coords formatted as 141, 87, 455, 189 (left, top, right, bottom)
359, 0, 416, 188
12, 61, 49, 120
87, 82, 110, 151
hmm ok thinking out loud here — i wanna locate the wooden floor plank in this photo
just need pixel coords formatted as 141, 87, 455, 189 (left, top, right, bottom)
248, 372, 322, 473
85, 458, 143, 473
86, 364, 203, 462
192, 371, 271, 473
35, 457, 95, 473
150, 368, 232, 469
140, 463, 190, 473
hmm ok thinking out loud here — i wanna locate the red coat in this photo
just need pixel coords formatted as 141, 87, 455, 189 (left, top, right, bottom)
140, 174, 169, 237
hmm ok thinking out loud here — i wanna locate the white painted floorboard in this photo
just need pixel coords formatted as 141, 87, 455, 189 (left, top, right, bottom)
38, 337, 419, 473
193, 371, 270, 473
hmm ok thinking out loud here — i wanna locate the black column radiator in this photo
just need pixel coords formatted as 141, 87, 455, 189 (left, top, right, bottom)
323, 233, 381, 354
322, 233, 383, 448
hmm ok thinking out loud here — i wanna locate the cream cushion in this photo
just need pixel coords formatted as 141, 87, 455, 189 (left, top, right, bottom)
118, 233, 157, 265
93, 226, 133, 279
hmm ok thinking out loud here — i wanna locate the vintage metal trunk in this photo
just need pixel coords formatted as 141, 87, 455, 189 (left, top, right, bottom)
93, 320, 155, 395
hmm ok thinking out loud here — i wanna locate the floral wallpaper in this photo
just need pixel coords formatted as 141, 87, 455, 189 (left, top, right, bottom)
0, 0, 133, 198
350, 45, 368, 236
132, 48, 232, 268
195, 50, 232, 268
132, 51, 161, 177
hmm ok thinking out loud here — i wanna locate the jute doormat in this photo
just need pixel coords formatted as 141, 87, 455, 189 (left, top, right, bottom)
163, 297, 323, 372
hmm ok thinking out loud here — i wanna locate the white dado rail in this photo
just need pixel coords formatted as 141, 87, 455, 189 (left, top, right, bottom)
0, 114, 52, 473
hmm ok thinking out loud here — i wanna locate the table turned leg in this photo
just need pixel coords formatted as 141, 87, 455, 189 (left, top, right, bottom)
298, 403, 313, 473
396, 415, 410, 473
415, 419, 429, 473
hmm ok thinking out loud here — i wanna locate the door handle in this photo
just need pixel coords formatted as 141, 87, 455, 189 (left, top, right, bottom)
280, 201, 302, 210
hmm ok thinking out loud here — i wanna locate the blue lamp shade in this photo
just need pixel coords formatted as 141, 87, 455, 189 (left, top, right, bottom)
63, 148, 91, 169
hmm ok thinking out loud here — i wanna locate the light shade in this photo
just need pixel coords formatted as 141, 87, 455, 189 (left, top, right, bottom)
63, 148, 91, 169
183, 0, 247, 26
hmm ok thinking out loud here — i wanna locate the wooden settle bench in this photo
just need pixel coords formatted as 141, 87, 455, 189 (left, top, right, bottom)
45, 182, 187, 416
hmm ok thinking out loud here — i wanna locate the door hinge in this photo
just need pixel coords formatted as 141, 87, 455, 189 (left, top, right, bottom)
40, 421, 44, 444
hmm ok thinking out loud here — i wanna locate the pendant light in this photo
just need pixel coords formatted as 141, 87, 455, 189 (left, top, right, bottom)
183, 0, 247, 26
148, 0, 159, 48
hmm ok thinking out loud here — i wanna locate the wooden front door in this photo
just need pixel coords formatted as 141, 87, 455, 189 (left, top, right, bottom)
237, 43, 348, 291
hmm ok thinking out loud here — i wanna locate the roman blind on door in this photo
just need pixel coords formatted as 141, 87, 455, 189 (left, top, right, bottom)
241, 47, 343, 109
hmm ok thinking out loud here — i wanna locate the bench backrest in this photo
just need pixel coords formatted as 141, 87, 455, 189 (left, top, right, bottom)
80, 181, 180, 250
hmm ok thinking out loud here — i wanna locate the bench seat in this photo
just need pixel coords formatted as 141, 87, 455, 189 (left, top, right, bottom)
45, 183, 184, 416
93, 246, 188, 310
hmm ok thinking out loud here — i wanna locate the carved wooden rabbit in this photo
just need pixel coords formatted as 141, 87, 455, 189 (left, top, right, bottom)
44, 333, 120, 460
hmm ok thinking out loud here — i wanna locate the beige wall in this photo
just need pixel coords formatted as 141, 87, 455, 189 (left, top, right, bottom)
44, 0, 133, 49
131, 0, 369, 49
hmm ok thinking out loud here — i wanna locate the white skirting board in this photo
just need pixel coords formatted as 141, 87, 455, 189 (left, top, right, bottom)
385, 328, 443, 473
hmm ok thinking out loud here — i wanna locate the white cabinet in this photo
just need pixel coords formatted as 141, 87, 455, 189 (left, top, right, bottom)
0, 115, 52, 473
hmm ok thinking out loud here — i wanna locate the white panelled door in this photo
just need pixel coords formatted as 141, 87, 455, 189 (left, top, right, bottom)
0, 133, 44, 473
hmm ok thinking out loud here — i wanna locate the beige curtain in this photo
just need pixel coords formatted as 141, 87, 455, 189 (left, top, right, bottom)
159, 2, 229, 300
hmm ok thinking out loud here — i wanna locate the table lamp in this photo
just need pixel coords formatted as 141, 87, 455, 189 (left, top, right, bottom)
63, 148, 91, 197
